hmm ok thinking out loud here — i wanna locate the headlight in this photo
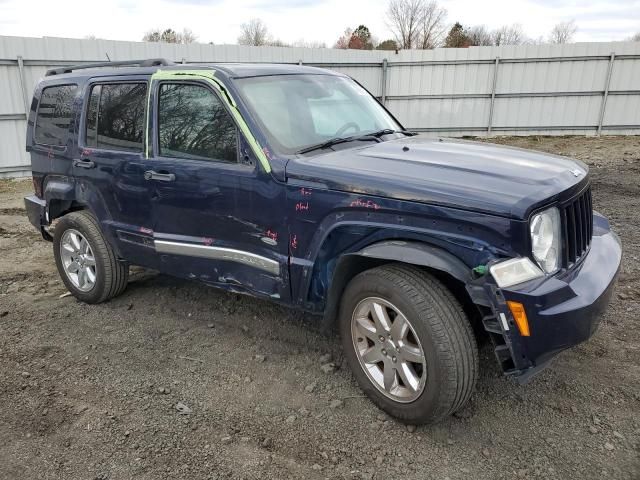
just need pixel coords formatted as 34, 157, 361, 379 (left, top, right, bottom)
530, 207, 561, 273
489, 257, 544, 288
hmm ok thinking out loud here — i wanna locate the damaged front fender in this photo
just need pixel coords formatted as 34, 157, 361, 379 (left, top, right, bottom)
321, 239, 476, 331
356, 240, 472, 283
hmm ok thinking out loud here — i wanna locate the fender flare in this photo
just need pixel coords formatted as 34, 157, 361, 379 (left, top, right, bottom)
356, 240, 472, 283
321, 240, 473, 330
43, 176, 76, 220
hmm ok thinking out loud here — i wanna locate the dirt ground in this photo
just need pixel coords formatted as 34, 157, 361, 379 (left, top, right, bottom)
0, 136, 638, 480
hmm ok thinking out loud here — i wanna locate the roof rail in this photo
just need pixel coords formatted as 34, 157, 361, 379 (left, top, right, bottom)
45, 58, 175, 76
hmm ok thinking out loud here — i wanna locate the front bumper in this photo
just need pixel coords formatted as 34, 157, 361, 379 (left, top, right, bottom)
485, 212, 621, 380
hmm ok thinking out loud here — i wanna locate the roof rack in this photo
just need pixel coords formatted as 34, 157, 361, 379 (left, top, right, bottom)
45, 58, 175, 76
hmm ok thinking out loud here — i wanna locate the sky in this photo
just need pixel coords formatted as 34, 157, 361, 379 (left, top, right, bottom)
0, 0, 638, 46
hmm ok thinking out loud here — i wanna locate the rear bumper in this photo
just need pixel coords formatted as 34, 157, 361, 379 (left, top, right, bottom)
24, 194, 51, 240
488, 212, 621, 380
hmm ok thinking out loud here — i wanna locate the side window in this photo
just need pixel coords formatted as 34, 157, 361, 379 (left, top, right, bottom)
85, 83, 147, 152
158, 83, 237, 163
35, 85, 77, 147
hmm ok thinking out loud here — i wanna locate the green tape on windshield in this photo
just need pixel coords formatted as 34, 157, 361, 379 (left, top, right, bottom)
145, 69, 271, 173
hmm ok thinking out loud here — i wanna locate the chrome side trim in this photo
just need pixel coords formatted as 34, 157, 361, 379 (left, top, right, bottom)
154, 240, 280, 275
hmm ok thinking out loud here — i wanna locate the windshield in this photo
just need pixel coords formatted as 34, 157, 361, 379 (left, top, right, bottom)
234, 74, 402, 155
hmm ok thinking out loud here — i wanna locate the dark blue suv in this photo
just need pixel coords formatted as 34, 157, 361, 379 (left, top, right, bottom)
24, 59, 621, 424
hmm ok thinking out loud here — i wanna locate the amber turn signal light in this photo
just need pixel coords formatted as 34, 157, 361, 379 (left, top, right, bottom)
507, 301, 530, 337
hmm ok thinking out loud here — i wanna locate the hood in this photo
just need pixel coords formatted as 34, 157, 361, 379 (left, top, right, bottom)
285, 137, 589, 219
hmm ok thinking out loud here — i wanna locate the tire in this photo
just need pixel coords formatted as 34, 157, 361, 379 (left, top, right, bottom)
53, 210, 129, 303
338, 263, 478, 424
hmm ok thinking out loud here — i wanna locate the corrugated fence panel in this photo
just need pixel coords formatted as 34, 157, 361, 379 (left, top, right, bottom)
493, 95, 603, 129
610, 57, 640, 90
1, 36, 639, 175
603, 95, 640, 126
0, 65, 26, 114
497, 59, 609, 94
0, 120, 28, 174
388, 63, 495, 96
390, 97, 491, 130
328, 66, 382, 97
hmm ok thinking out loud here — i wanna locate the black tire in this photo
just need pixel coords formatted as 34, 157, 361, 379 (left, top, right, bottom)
53, 210, 128, 303
339, 264, 478, 424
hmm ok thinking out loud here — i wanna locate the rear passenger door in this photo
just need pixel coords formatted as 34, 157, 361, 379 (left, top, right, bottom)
75, 76, 159, 267
147, 80, 288, 300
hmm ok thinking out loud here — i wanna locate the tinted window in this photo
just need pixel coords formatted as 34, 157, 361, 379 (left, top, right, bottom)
35, 85, 77, 146
158, 83, 237, 163
86, 83, 147, 152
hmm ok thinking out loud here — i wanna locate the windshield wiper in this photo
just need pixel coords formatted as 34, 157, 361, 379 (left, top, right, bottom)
360, 128, 418, 138
296, 136, 358, 155
296, 129, 418, 155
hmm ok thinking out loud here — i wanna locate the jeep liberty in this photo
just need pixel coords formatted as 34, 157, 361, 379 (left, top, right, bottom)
24, 59, 621, 424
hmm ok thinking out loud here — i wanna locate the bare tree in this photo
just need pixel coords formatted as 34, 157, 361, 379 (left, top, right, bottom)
180, 28, 197, 44
492, 24, 526, 46
385, 0, 423, 49
238, 19, 269, 46
465, 24, 529, 47
143, 28, 197, 44
291, 39, 327, 48
467, 25, 493, 46
417, 1, 448, 49
629, 32, 640, 42
549, 20, 577, 44
386, 0, 447, 49
267, 39, 289, 47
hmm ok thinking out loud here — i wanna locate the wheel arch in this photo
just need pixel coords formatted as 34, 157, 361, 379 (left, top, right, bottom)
42, 175, 90, 221
321, 240, 477, 331
42, 175, 122, 255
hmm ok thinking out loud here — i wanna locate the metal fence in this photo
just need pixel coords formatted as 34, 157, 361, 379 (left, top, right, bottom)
1, 35, 639, 177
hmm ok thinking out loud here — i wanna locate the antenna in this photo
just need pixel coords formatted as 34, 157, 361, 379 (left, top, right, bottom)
105, 52, 111, 61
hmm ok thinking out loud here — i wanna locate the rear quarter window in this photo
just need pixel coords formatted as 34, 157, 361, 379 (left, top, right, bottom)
34, 85, 78, 147
85, 82, 147, 153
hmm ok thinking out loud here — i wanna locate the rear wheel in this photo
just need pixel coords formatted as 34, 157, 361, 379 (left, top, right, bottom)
339, 264, 478, 424
53, 211, 128, 303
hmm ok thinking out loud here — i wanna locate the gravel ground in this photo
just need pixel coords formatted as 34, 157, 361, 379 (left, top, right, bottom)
0, 135, 639, 480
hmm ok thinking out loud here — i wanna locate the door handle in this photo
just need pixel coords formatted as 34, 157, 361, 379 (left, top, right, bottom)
144, 170, 176, 182
73, 159, 95, 169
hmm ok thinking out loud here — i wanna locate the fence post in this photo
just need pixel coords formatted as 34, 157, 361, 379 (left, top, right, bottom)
597, 52, 615, 135
487, 56, 500, 135
381, 58, 388, 105
16, 56, 30, 117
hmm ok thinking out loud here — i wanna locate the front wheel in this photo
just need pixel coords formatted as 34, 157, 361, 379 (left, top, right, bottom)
53, 210, 129, 303
339, 264, 478, 424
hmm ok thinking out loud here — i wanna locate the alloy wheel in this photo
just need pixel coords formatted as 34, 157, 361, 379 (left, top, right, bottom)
351, 297, 426, 403
60, 229, 97, 292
